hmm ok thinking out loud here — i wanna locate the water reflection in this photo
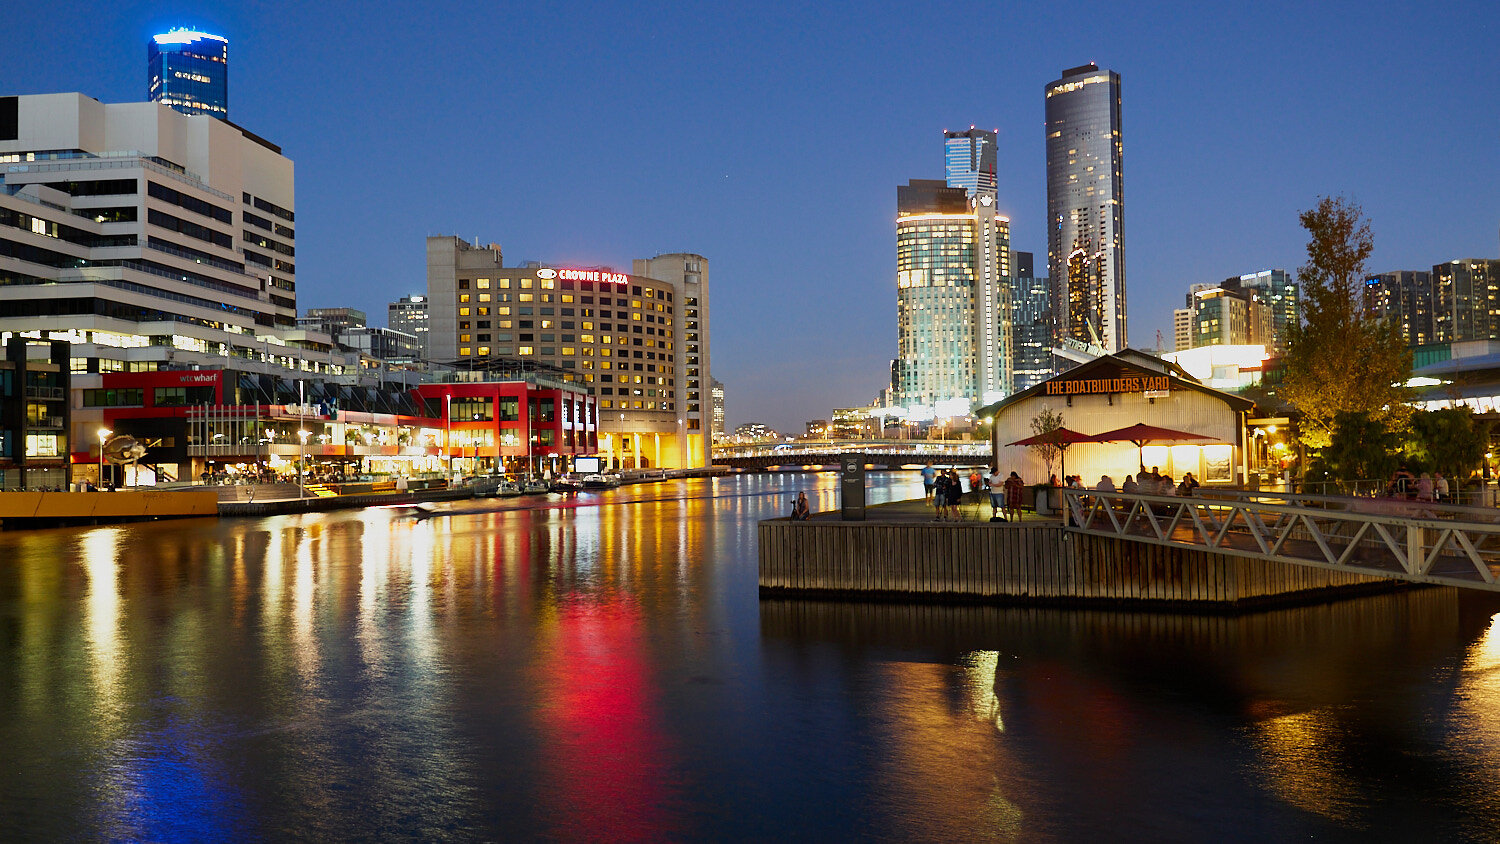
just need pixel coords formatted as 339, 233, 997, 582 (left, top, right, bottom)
1, 474, 1499, 840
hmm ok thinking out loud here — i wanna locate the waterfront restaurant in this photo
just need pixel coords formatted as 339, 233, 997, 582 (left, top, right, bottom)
980, 350, 1255, 487
76, 368, 597, 484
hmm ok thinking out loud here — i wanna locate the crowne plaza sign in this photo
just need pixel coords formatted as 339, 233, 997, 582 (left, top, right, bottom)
1045, 374, 1170, 396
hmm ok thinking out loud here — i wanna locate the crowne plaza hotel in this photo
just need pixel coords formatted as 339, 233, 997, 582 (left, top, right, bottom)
426, 237, 710, 470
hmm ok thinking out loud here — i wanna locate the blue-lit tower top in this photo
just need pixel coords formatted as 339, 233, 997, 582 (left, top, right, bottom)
148, 29, 228, 119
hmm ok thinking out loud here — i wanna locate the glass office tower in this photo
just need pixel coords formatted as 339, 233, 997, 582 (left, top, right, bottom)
944, 128, 997, 199
148, 29, 229, 119
1045, 63, 1124, 353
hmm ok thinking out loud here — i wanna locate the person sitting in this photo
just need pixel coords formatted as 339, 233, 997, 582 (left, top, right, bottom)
1096, 475, 1116, 492
791, 491, 811, 521
1121, 474, 1138, 494
1177, 472, 1199, 496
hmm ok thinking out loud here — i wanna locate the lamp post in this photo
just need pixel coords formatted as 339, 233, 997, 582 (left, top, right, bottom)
445, 393, 453, 482
298, 429, 310, 499
98, 428, 111, 490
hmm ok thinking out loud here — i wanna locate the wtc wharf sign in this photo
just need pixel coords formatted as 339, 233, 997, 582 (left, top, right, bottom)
1045, 374, 1170, 396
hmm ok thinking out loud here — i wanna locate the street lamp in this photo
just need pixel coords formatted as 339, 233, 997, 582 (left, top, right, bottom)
97, 428, 111, 490
298, 429, 310, 499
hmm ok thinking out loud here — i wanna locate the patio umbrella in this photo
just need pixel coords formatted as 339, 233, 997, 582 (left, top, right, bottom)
1006, 427, 1097, 482
1089, 423, 1215, 474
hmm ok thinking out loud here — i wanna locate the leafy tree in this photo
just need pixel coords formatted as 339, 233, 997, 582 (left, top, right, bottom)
1282, 196, 1413, 449
1407, 408, 1489, 480
1028, 408, 1065, 479
1322, 412, 1401, 486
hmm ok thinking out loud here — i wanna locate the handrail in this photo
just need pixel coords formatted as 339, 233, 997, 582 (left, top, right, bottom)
1059, 487, 1500, 592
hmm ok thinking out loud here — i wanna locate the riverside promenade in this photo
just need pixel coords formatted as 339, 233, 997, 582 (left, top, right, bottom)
759, 496, 1405, 611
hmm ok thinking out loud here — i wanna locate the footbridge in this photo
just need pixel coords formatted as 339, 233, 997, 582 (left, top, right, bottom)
714, 440, 990, 471
1062, 487, 1500, 592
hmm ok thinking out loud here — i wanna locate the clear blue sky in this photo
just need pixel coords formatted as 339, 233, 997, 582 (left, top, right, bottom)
6, 0, 1498, 433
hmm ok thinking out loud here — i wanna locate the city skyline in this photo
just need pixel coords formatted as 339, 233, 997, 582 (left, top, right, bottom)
4, 0, 1496, 433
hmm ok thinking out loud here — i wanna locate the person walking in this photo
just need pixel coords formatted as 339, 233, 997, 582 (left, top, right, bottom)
1003, 471, 1025, 522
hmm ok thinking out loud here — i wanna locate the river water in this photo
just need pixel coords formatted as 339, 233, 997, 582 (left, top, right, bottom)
3, 473, 1500, 841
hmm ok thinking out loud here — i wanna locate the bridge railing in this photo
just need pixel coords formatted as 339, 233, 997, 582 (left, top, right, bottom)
1059, 487, 1500, 592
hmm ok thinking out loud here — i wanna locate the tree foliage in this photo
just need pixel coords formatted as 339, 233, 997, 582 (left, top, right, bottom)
1282, 196, 1413, 449
1028, 408, 1064, 479
1322, 412, 1402, 484
1407, 408, 1489, 480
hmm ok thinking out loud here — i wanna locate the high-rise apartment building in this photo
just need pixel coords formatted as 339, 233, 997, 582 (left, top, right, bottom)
1433, 259, 1500, 344
148, 29, 229, 119
1045, 63, 1125, 353
388, 295, 429, 358
710, 376, 725, 438
1173, 307, 1193, 351
1008, 251, 1053, 393
425, 236, 710, 469
944, 128, 997, 199
1364, 270, 1434, 345
1190, 287, 1273, 348
895, 178, 1011, 411
1234, 269, 1298, 353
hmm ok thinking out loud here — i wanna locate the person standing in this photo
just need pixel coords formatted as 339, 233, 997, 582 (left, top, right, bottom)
933, 471, 950, 521
1435, 471, 1449, 503
987, 466, 1005, 521
946, 469, 965, 521
791, 491, 811, 521
921, 462, 937, 505
1003, 471, 1025, 522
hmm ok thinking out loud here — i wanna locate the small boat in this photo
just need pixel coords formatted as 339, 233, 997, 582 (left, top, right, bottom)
581, 473, 621, 490
550, 475, 583, 493
521, 478, 551, 495
496, 480, 523, 497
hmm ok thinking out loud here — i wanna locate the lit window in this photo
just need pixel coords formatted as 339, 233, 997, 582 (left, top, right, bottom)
541, 279, 555, 289
561, 295, 574, 303
562, 347, 575, 355
459, 294, 470, 303
519, 293, 534, 302
518, 346, 534, 355
478, 346, 490, 355
479, 293, 491, 302
477, 278, 491, 289
460, 334, 471, 342
521, 278, 534, 289
459, 308, 471, 316
460, 347, 472, 356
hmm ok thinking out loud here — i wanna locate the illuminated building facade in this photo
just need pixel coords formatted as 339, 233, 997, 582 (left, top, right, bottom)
1045, 63, 1125, 353
148, 29, 229, 119
710, 376, 725, 438
1235, 269, 1298, 353
1433, 259, 1500, 344
425, 236, 710, 469
1364, 270, 1434, 345
895, 177, 1011, 414
0, 92, 318, 479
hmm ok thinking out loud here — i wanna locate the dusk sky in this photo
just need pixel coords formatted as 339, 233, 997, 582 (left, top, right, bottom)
6, 0, 1497, 433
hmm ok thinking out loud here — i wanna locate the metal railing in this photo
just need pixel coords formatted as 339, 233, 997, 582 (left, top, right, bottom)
1061, 487, 1500, 592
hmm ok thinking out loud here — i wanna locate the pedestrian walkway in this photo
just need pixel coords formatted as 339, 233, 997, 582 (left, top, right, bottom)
809, 495, 1056, 524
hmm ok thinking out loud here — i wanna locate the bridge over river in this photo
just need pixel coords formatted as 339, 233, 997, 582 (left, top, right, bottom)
1061, 487, 1500, 592
715, 439, 990, 470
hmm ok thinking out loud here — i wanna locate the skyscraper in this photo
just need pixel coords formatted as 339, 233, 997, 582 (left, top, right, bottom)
944, 128, 997, 199
148, 29, 229, 119
1045, 63, 1124, 353
388, 295, 430, 358
1008, 252, 1054, 393
894, 176, 1010, 412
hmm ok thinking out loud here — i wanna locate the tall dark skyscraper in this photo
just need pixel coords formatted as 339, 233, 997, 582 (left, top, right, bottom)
1045, 63, 1124, 353
148, 29, 229, 119
944, 128, 997, 199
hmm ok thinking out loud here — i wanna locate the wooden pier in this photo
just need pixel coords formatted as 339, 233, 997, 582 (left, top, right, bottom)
759, 519, 1403, 610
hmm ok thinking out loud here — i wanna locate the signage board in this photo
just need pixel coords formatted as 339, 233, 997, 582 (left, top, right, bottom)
840, 454, 866, 521
1045, 374, 1169, 396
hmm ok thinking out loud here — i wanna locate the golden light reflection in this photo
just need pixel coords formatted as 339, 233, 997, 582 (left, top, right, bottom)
292, 523, 320, 678
81, 529, 124, 722
962, 650, 1004, 731
1454, 610, 1500, 781
1251, 709, 1362, 824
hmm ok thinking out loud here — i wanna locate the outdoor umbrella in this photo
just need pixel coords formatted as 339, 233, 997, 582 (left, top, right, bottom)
1006, 427, 1098, 482
1089, 423, 1215, 474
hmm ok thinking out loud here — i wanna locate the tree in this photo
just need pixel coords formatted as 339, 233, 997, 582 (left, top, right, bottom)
1322, 412, 1401, 486
1028, 408, 1065, 479
1281, 196, 1413, 449
1407, 408, 1489, 480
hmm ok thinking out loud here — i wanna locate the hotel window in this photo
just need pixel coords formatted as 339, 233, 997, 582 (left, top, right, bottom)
459, 294, 470, 303
499, 279, 511, 289
458, 280, 470, 289
521, 278, 534, 289
562, 347, 575, 356
459, 308, 471, 316
477, 278, 490, 289
519, 293, 534, 302
478, 308, 489, 315
478, 346, 490, 355
479, 293, 491, 302
499, 320, 513, 329
541, 320, 554, 329
460, 347, 472, 356
582, 321, 593, 330
497, 307, 511, 315
561, 294, 574, 303
518, 346, 534, 356
460, 334, 471, 342
541, 278, 555, 289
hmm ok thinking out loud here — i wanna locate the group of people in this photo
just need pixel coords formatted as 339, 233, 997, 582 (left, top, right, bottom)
921, 463, 1027, 522
1386, 465, 1448, 502
1108, 467, 1199, 497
